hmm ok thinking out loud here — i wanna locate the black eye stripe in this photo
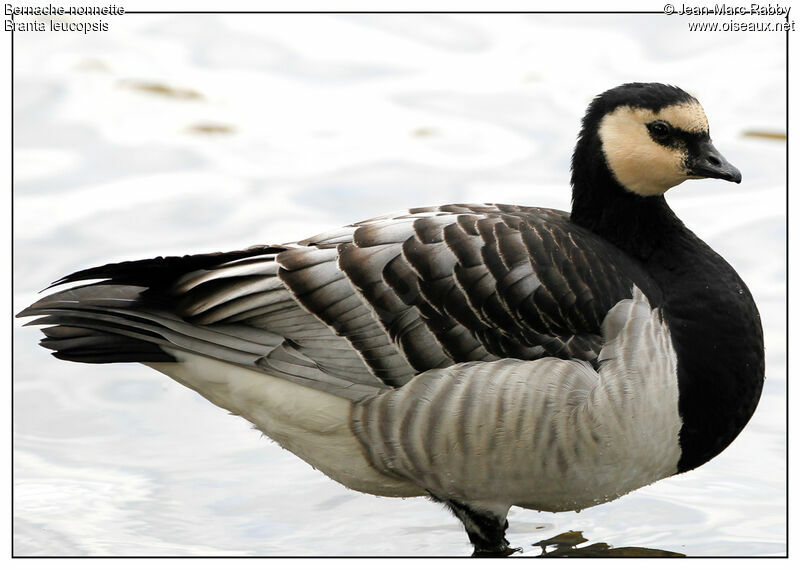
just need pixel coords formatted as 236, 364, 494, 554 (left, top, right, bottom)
645, 121, 709, 147
645, 121, 706, 151
647, 121, 707, 139
678, 129, 708, 141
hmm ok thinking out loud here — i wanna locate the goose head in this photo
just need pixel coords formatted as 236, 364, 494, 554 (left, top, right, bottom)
572, 83, 741, 198
570, 83, 742, 243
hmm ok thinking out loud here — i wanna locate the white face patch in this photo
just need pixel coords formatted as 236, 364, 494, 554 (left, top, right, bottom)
598, 102, 709, 196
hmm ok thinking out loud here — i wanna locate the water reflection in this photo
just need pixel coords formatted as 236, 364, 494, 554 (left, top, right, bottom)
533, 530, 684, 557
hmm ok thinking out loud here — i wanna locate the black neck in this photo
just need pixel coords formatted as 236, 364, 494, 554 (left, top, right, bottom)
569, 131, 764, 474
569, 132, 685, 260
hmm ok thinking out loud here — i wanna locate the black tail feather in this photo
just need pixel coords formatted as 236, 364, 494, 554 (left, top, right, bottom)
49, 245, 285, 291
19, 245, 284, 367
41, 325, 175, 364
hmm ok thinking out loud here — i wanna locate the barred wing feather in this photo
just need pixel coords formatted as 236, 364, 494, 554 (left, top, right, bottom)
20, 204, 661, 399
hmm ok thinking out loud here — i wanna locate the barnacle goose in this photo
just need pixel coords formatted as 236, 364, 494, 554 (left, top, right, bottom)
18, 83, 764, 556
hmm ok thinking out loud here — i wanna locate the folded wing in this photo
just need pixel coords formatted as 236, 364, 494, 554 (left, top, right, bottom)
19, 203, 661, 400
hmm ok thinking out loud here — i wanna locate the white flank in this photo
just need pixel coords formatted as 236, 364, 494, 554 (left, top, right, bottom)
148, 353, 424, 498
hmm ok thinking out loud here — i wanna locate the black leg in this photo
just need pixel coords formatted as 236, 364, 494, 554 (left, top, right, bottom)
431, 496, 519, 557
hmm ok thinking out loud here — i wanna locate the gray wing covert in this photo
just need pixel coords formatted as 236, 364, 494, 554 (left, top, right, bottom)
21, 203, 660, 399
284, 204, 660, 383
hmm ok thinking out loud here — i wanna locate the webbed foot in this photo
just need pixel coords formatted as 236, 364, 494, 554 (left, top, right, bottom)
472, 541, 521, 557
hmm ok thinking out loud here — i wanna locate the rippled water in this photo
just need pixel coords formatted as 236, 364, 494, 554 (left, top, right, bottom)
13, 13, 786, 556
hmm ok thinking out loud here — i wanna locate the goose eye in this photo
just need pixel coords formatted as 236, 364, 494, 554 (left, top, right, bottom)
648, 121, 671, 141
